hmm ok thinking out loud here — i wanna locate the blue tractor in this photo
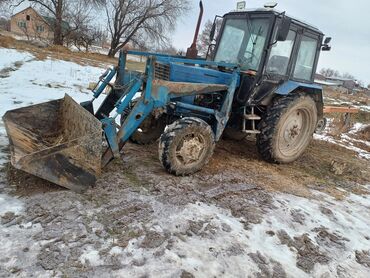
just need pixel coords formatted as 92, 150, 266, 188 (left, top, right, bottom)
3, 3, 331, 192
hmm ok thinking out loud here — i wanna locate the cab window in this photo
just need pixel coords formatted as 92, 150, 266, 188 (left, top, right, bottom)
214, 18, 270, 71
293, 35, 318, 80
266, 30, 296, 75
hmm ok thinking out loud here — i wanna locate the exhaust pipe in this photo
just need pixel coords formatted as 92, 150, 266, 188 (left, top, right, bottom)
186, 0, 203, 59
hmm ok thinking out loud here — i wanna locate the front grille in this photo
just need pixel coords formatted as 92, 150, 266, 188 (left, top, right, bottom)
154, 62, 170, 80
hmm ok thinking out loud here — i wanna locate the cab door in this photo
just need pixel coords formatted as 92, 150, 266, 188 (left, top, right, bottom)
291, 31, 321, 83
246, 21, 299, 105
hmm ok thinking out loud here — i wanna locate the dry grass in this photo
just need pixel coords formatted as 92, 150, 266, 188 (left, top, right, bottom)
0, 33, 145, 71
323, 86, 370, 107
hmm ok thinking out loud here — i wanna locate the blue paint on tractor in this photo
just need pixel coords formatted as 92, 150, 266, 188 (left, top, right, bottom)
91, 50, 240, 165
275, 80, 322, 95
169, 63, 236, 85
80, 48, 323, 167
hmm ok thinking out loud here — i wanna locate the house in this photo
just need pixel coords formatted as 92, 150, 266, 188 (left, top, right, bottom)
10, 7, 69, 41
325, 76, 357, 91
315, 74, 358, 92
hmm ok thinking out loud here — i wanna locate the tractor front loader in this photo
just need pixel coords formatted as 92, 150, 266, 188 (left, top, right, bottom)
3, 51, 240, 192
3, 2, 331, 192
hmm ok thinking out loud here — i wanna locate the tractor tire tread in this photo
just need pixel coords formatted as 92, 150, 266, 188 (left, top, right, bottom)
159, 117, 215, 176
256, 94, 316, 163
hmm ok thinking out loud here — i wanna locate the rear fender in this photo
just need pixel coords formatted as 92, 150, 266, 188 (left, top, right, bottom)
273, 81, 324, 118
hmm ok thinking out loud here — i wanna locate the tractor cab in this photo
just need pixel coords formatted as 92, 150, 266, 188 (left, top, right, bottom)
210, 8, 330, 106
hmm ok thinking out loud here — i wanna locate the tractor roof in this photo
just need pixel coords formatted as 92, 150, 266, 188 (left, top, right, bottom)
225, 8, 324, 35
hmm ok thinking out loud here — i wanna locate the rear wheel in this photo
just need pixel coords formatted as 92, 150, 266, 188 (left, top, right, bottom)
257, 94, 317, 163
159, 117, 215, 175
120, 102, 166, 145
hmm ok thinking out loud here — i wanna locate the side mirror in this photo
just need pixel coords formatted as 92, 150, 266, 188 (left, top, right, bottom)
322, 37, 332, 51
210, 22, 216, 42
324, 37, 332, 44
276, 17, 291, 41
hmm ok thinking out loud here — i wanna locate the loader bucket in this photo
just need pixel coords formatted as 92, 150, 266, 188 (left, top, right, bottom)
2, 94, 102, 192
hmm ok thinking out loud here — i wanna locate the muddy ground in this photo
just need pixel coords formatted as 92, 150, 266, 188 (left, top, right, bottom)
0, 35, 370, 277
0, 135, 370, 277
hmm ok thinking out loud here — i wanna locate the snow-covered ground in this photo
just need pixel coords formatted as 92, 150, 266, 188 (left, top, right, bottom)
324, 96, 370, 113
91, 191, 370, 277
315, 120, 370, 160
0, 47, 106, 168
0, 48, 34, 70
0, 47, 370, 277
0, 50, 105, 115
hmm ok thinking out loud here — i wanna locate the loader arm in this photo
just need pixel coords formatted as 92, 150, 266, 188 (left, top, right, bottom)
2, 50, 239, 192
98, 52, 239, 167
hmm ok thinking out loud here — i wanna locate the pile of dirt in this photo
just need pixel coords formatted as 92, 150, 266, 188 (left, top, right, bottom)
3, 162, 64, 196
355, 250, 370, 268
356, 125, 370, 141
277, 230, 330, 273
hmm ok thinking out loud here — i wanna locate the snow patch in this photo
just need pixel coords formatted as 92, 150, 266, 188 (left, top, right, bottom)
349, 123, 368, 134
314, 119, 370, 160
0, 48, 34, 70
0, 48, 106, 118
105, 191, 370, 277
0, 194, 43, 275
80, 247, 104, 267
0, 194, 23, 215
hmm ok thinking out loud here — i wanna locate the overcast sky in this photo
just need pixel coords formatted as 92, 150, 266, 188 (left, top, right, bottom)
10, 0, 369, 85
172, 0, 370, 85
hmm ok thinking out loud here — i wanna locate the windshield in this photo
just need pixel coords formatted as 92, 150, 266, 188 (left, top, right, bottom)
214, 18, 270, 71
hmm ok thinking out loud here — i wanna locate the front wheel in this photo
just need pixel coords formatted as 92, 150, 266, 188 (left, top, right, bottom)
159, 117, 215, 176
257, 94, 318, 163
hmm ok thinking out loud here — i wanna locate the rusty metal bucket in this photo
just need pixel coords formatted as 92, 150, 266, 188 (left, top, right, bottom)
2, 94, 102, 192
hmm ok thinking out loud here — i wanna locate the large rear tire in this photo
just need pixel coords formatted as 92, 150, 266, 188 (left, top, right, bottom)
257, 94, 317, 163
159, 117, 215, 176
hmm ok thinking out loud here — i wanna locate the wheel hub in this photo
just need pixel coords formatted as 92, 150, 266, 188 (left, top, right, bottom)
176, 135, 204, 165
283, 111, 303, 144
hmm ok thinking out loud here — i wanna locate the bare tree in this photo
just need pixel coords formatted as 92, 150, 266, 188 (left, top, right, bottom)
341, 72, 355, 80
320, 68, 340, 78
0, 0, 11, 7
0, 0, 12, 18
68, 27, 104, 52
11, 0, 103, 45
152, 44, 179, 55
105, 0, 189, 57
197, 18, 221, 57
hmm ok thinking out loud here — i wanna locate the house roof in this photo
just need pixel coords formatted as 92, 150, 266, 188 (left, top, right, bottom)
325, 76, 356, 82
314, 73, 326, 80
42, 16, 70, 32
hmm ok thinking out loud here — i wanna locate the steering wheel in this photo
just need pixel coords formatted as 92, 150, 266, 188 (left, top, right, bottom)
240, 51, 258, 67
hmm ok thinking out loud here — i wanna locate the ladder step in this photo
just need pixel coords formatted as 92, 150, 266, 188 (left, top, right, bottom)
242, 130, 261, 134
244, 114, 261, 120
